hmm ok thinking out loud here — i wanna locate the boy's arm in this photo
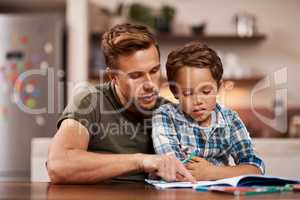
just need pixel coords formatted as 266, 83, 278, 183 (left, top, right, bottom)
152, 108, 186, 161
228, 111, 265, 174
186, 111, 264, 181
210, 163, 261, 179
186, 157, 261, 181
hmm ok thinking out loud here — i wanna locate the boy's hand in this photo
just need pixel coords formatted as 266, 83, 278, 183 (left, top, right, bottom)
185, 157, 216, 181
186, 157, 262, 181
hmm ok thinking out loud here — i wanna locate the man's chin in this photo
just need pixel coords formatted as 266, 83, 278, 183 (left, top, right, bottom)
135, 98, 157, 112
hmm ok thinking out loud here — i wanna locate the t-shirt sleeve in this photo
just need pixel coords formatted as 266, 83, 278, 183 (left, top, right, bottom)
57, 90, 100, 135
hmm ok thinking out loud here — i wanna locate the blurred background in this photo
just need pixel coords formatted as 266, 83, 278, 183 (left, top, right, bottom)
0, 0, 299, 181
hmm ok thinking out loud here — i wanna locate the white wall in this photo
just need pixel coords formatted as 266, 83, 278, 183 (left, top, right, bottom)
66, 0, 89, 102
91, 0, 300, 108
253, 139, 300, 179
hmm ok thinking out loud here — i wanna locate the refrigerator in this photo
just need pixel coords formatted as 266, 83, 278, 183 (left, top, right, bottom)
0, 13, 65, 181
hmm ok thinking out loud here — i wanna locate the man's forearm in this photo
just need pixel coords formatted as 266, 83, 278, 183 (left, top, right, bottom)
208, 164, 262, 180
48, 149, 142, 184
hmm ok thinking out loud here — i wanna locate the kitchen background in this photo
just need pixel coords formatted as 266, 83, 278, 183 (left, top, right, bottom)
90, 0, 300, 138
0, 0, 299, 181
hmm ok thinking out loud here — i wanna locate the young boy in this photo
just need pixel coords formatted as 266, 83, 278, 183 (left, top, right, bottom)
152, 42, 265, 181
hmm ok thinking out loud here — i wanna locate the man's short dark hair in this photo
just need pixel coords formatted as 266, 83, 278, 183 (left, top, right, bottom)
166, 41, 223, 94
102, 23, 160, 69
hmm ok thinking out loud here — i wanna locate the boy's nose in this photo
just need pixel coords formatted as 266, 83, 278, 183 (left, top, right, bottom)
193, 94, 204, 105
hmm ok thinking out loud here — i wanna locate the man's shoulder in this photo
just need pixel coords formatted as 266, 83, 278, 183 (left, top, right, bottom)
75, 82, 111, 100
65, 83, 114, 115
94, 82, 111, 92
156, 96, 172, 106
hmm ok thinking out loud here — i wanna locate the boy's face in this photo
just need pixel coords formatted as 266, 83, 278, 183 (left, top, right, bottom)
175, 67, 219, 126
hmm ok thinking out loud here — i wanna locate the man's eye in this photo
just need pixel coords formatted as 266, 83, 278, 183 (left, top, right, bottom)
128, 72, 143, 79
150, 67, 159, 74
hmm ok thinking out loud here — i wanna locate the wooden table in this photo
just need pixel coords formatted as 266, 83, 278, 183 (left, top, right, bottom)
1, 181, 300, 200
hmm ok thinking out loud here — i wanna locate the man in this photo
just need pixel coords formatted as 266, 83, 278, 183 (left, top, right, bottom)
47, 24, 196, 184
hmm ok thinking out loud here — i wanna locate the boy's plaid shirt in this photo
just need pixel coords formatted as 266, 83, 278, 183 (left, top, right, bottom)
152, 103, 265, 174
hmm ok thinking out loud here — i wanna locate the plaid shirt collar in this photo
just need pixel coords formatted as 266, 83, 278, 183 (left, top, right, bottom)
176, 103, 227, 130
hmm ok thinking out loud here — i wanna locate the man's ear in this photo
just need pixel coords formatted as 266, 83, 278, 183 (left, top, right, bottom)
106, 67, 115, 82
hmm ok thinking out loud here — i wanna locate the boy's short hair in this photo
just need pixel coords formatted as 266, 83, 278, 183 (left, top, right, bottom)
102, 23, 160, 69
166, 41, 223, 94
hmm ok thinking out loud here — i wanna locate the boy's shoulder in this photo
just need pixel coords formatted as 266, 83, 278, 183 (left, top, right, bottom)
215, 103, 243, 126
216, 104, 246, 129
154, 102, 182, 117
154, 103, 242, 125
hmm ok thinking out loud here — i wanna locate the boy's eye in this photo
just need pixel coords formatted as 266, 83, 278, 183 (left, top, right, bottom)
202, 90, 212, 95
182, 90, 193, 96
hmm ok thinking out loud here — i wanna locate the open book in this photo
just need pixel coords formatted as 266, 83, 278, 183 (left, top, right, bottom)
145, 175, 300, 189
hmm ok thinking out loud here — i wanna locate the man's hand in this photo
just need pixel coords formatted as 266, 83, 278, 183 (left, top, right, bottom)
185, 157, 216, 181
137, 153, 196, 183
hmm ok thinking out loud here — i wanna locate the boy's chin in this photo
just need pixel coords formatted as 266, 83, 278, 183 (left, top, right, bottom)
192, 115, 211, 126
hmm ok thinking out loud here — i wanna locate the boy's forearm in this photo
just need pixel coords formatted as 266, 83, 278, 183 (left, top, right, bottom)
208, 164, 262, 180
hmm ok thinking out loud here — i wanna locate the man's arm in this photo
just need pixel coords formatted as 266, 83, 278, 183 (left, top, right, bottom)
47, 119, 195, 184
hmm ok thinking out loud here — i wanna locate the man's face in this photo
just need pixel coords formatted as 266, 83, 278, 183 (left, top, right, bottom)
113, 45, 161, 112
175, 67, 219, 126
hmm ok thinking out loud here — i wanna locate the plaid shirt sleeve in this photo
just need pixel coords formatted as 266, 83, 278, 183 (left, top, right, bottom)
229, 111, 265, 174
152, 106, 186, 160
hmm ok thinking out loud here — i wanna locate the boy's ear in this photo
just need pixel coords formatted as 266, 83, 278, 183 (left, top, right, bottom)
169, 86, 179, 99
219, 80, 224, 90
222, 80, 235, 91
173, 92, 179, 99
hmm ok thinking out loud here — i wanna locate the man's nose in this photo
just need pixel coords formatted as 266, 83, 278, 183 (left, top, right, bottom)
143, 73, 154, 91
145, 73, 153, 82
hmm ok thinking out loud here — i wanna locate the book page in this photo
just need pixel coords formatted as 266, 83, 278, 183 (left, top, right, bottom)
146, 175, 300, 189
